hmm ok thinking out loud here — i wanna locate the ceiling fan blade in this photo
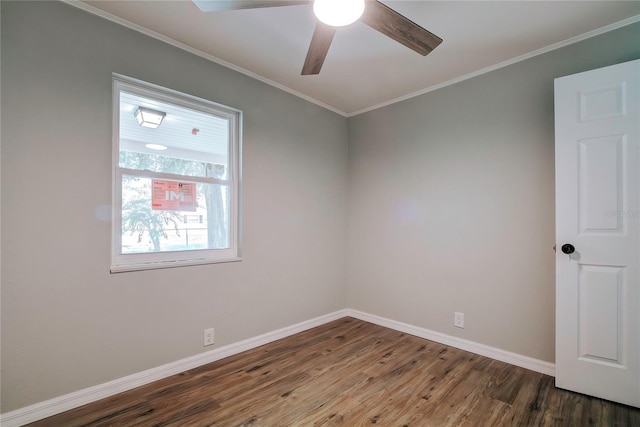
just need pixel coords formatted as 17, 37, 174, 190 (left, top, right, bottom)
360, 0, 442, 56
301, 22, 336, 75
192, 0, 309, 13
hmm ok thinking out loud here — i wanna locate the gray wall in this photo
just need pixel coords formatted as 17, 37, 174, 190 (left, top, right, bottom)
1, 1, 348, 412
347, 22, 640, 363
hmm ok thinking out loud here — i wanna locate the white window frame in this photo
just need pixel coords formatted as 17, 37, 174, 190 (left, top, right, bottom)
111, 74, 242, 273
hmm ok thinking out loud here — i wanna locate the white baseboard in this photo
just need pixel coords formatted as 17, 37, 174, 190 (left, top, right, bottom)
345, 309, 556, 377
1, 308, 554, 426
0, 309, 349, 427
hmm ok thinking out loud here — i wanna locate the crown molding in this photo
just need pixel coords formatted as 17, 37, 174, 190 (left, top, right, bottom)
60, 0, 349, 117
53, 4, 640, 117
348, 14, 640, 116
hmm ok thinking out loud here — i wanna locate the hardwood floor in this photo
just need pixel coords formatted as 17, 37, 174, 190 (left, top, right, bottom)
29, 317, 640, 426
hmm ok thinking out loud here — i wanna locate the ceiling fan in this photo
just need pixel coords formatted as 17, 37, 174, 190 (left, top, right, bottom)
192, 0, 443, 75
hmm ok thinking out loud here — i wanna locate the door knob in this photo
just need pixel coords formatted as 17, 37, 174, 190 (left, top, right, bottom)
561, 244, 575, 254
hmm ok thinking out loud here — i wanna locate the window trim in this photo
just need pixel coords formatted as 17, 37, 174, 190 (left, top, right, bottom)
111, 74, 242, 273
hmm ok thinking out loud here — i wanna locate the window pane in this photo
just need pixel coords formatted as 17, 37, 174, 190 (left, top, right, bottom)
119, 91, 229, 179
121, 175, 230, 254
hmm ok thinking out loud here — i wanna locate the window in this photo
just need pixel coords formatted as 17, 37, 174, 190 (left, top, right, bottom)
111, 75, 241, 272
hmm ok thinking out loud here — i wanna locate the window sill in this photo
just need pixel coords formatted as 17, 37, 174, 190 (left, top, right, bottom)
110, 257, 242, 273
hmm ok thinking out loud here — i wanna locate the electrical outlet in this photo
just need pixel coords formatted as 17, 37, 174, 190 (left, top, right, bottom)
204, 328, 215, 346
454, 312, 465, 328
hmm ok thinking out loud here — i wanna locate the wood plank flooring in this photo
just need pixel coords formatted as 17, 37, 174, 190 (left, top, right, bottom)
29, 317, 640, 426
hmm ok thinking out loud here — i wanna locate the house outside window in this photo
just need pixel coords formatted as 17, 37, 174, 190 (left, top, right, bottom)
111, 75, 241, 272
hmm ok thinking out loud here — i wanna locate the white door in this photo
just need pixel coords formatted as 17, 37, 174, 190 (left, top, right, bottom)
555, 59, 640, 407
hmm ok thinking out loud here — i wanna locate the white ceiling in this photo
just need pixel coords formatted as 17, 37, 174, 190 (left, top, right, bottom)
76, 1, 640, 116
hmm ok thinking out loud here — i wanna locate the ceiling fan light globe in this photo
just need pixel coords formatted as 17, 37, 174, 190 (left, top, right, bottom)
313, 0, 365, 27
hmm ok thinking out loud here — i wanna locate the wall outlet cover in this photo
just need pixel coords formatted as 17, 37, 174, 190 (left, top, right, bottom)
204, 328, 215, 346
454, 312, 465, 328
